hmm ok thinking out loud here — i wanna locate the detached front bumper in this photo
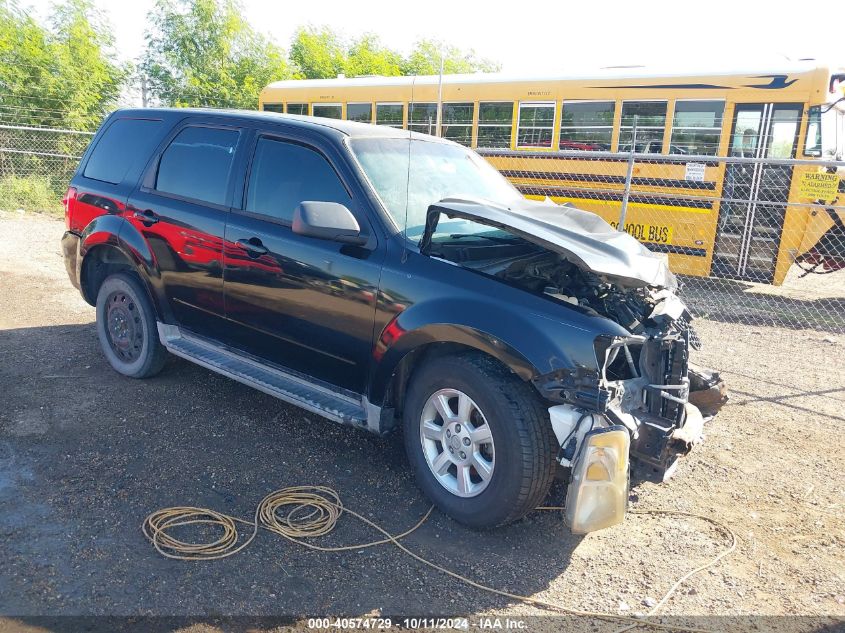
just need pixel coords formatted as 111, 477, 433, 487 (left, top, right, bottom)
61, 230, 82, 291
544, 331, 710, 533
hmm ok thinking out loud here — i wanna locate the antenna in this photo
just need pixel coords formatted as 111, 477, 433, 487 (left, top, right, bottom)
436, 44, 444, 137
403, 75, 416, 245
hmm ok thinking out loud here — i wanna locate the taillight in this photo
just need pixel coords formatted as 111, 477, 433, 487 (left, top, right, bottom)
63, 187, 77, 229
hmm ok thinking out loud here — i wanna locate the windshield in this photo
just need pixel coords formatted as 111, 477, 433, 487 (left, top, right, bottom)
805, 105, 845, 159
350, 137, 523, 240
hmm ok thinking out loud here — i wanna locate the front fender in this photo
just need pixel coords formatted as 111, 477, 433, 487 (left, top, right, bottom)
369, 295, 613, 406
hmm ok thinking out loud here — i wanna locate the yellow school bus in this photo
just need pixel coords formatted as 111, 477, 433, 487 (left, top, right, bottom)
260, 64, 845, 284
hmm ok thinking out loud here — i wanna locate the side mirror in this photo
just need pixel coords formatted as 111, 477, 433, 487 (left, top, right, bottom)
292, 201, 366, 245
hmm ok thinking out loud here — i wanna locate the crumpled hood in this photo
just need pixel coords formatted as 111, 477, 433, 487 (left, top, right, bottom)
422, 196, 677, 289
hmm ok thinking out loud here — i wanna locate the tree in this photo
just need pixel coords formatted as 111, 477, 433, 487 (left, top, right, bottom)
288, 26, 347, 79
0, 0, 127, 130
401, 39, 500, 76
344, 34, 402, 78
142, 0, 291, 109
288, 26, 498, 79
49, 0, 128, 129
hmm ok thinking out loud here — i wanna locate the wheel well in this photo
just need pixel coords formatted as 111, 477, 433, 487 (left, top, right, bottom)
384, 342, 527, 420
80, 245, 136, 306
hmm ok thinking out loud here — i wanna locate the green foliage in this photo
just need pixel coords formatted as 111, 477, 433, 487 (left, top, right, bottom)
0, 0, 128, 130
289, 26, 498, 80
289, 26, 347, 80
345, 34, 403, 78
142, 0, 291, 109
401, 39, 501, 76
0, 174, 63, 213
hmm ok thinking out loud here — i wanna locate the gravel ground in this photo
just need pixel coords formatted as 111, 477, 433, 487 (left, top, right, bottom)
1, 211, 843, 631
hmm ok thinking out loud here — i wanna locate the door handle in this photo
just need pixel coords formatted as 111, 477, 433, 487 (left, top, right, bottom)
132, 209, 159, 225
237, 237, 268, 257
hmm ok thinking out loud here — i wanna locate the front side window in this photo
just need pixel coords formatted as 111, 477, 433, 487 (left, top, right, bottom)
442, 103, 473, 146
155, 126, 239, 206
477, 102, 513, 148
350, 138, 522, 237
620, 101, 667, 152
347, 103, 372, 123
376, 103, 404, 128
312, 104, 342, 119
517, 103, 555, 148
262, 103, 284, 113
559, 101, 614, 150
246, 137, 352, 223
286, 103, 308, 116
670, 100, 724, 155
409, 103, 438, 135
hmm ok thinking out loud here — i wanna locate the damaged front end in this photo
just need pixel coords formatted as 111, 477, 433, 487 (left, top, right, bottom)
537, 293, 708, 533
421, 196, 726, 533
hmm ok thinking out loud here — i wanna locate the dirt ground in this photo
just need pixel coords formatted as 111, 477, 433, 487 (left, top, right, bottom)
1, 211, 843, 631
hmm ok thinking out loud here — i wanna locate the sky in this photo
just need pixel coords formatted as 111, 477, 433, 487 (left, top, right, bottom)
19, 0, 845, 74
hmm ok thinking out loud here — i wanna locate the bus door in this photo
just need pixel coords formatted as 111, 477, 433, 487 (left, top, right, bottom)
713, 103, 802, 282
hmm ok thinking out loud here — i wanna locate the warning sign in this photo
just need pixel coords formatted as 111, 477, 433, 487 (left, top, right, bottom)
799, 171, 840, 202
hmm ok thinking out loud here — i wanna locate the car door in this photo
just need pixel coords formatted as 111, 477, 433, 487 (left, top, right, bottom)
127, 120, 245, 338
222, 130, 384, 393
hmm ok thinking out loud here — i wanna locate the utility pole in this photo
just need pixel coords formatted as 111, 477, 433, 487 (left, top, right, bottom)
619, 115, 638, 231
141, 75, 149, 108
435, 45, 444, 137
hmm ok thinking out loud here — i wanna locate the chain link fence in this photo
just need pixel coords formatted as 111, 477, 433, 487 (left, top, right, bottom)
0, 108, 843, 336
478, 145, 845, 334
0, 123, 93, 211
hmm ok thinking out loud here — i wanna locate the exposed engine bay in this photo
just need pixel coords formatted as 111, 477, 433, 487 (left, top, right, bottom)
422, 197, 728, 531
491, 250, 700, 346
431, 240, 725, 484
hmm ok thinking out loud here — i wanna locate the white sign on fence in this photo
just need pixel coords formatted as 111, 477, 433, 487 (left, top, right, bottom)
685, 162, 706, 182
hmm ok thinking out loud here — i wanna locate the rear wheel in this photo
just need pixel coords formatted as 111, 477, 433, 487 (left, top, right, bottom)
95, 272, 167, 378
403, 353, 556, 528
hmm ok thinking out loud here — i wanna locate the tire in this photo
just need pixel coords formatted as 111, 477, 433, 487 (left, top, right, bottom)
403, 353, 557, 528
95, 272, 167, 379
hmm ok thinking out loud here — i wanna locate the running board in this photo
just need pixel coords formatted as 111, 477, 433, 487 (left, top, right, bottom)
157, 323, 370, 429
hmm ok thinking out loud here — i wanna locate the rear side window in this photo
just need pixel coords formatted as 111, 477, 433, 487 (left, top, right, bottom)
83, 118, 163, 184
155, 126, 240, 206
245, 137, 352, 223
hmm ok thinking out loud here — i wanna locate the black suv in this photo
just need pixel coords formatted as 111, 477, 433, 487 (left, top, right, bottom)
62, 109, 707, 532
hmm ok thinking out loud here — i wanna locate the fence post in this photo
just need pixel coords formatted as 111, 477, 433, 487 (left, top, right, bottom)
618, 114, 638, 231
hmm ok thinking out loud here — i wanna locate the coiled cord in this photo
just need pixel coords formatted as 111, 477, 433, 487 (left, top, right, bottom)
143, 486, 735, 633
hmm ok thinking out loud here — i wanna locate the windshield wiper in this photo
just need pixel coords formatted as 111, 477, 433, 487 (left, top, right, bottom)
445, 233, 523, 244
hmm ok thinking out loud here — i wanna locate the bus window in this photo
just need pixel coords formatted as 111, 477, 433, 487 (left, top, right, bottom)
804, 106, 822, 156
376, 103, 404, 128
442, 103, 473, 146
559, 101, 614, 150
620, 101, 667, 152
517, 103, 555, 148
347, 103, 372, 123
477, 102, 513, 148
409, 103, 438, 135
263, 103, 284, 113
286, 103, 308, 116
804, 105, 843, 158
768, 108, 800, 158
313, 104, 342, 119
670, 100, 724, 155
732, 109, 762, 158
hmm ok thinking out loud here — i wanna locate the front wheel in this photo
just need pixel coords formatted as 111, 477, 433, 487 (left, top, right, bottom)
403, 353, 557, 528
95, 272, 167, 378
